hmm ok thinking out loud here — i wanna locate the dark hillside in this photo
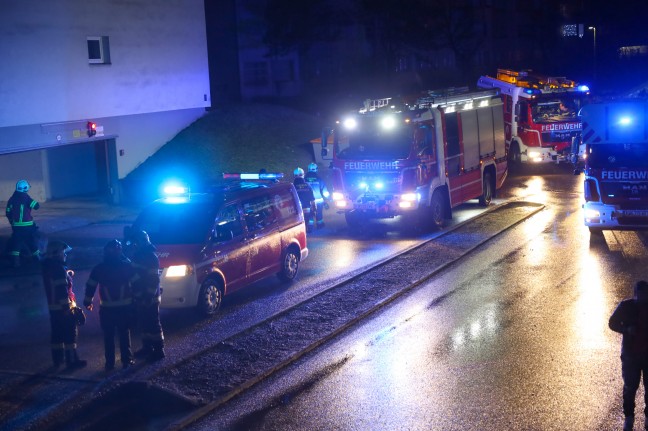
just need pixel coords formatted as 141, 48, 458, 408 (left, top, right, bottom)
122, 103, 325, 203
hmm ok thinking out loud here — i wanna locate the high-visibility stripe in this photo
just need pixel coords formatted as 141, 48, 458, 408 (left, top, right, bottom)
30, 200, 37, 209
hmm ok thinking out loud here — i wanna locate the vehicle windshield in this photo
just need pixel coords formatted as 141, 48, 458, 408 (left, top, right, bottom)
532, 96, 583, 123
135, 201, 216, 244
336, 128, 412, 160
587, 143, 648, 169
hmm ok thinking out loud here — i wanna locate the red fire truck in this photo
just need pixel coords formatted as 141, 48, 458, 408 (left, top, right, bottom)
572, 98, 648, 234
320, 87, 508, 229
477, 69, 590, 164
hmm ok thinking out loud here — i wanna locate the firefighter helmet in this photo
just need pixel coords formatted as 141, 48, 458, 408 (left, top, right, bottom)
308, 163, 318, 173
46, 240, 72, 257
294, 167, 305, 178
132, 230, 151, 246
104, 239, 123, 258
16, 180, 30, 192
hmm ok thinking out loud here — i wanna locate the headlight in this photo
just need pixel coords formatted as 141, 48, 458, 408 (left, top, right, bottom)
584, 209, 601, 220
166, 265, 190, 278
400, 193, 417, 202
332, 192, 345, 201
528, 150, 541, 161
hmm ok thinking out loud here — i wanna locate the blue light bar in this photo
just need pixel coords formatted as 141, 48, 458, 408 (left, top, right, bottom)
223, 172, 284, 180
163, 184, 189, 195
577, 84, 590, 92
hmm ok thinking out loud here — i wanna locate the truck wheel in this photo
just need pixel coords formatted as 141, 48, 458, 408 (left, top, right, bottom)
344, 211, 362, 229
278, 248, 299, 282
588, 227, 604, 236
430, 190, 446, 228
479, 171, 493, 206
509, 142, 521, 165
198, 278, 223, 316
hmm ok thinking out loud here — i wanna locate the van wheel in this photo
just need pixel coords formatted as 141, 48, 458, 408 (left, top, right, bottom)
479, 171, 493, 206
278, 248, 299, 282
430, 190, 446, 228
198, 279, 223, 316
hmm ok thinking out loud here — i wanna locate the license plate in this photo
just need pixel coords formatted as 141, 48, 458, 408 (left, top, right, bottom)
622, 210, 648, 217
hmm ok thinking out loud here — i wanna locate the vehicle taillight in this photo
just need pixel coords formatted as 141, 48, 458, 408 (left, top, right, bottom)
584, 179, 600, 202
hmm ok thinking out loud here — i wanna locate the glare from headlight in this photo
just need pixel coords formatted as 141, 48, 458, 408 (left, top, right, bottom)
332, 192, 344, 200
166, 265, 188, 277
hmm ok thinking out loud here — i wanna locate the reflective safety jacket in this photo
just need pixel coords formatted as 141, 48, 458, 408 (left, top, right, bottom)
6, 191, 39, 227
41, 257, 74, 312
85, 257, 135, 308
304, 172, 329, 204
293, 178, 315, 210
131, 244, 161, 304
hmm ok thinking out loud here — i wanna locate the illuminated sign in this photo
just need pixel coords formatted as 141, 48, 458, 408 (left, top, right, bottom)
344, 161, 399, 171
601, 171, 648, 180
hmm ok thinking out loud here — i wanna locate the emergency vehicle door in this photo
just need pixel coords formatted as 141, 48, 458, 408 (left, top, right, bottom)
242, 195, 282, 283
444, 112, 464, 205
203, 204, 248, 293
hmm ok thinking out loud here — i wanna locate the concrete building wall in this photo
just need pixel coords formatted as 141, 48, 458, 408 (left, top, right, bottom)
0, 0, 211, 203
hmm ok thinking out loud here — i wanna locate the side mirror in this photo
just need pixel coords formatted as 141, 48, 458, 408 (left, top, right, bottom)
213, 225, 234, 242
321, 148, 328, 158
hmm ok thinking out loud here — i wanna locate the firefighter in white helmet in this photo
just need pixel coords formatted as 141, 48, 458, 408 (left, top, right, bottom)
304, 163, 329, 228
6, 179, 41, 267
293, 167, 316, 232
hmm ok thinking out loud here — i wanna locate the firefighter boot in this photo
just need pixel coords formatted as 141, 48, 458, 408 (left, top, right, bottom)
134, 340, 153, 359
51, 348, 65, 369
147, 341, 166, 362
65, 349, 87, 370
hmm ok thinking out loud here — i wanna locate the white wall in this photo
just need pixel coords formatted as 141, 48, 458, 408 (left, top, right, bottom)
0, 0, 210, 129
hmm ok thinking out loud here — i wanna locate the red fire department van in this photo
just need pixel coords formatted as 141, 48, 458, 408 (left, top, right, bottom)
320, 87, 508, 229
477, 68, 590, 164
125, 173, 308, 315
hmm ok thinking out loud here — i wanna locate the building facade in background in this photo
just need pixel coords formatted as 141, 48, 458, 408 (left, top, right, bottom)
0, 0, 210, 203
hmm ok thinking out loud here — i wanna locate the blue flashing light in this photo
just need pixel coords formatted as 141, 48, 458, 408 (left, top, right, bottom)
619, 116, 633, 126
524, 89, 534, 94
374, 182, 384, 190
577, 84, 590, 92
163, 184, 189, 195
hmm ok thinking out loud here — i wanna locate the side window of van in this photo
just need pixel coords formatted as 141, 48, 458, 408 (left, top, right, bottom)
242, 195, 276, 233
213, 204, 243, 241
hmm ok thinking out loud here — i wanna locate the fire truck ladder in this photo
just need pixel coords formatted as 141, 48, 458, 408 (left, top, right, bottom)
415, 88, 498, 109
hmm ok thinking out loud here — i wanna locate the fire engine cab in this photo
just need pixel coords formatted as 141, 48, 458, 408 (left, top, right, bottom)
572, 98, 648, 233
477, 69, 590, 164
321, 87, 508, 229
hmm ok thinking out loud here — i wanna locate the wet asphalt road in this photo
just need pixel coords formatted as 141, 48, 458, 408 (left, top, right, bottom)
188, 164, 647, 431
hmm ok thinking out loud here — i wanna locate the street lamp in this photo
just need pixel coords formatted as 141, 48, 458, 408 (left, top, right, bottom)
588, 26, 596, 54
588, 26, 597, 81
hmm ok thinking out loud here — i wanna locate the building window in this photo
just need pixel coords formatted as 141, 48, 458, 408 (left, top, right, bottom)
87, 36, 111, 64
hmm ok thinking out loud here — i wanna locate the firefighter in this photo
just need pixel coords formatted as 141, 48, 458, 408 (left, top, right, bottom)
130, 230, 165, 362
41, 240, 87, 370
6, 179, 40, 267
304, 162, 330, 228
293, 167, 316, 232
609, 280, 648, 431
84, 240, 136, 370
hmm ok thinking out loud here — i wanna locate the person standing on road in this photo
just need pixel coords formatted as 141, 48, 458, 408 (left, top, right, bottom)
293, 167, 316, 232
304, 163, 330, 228
130, 230, 165, 362
609, 280, 648, 431
40, 240, 87, 370
84, 239, 136, 371
6, 179, 40, 267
